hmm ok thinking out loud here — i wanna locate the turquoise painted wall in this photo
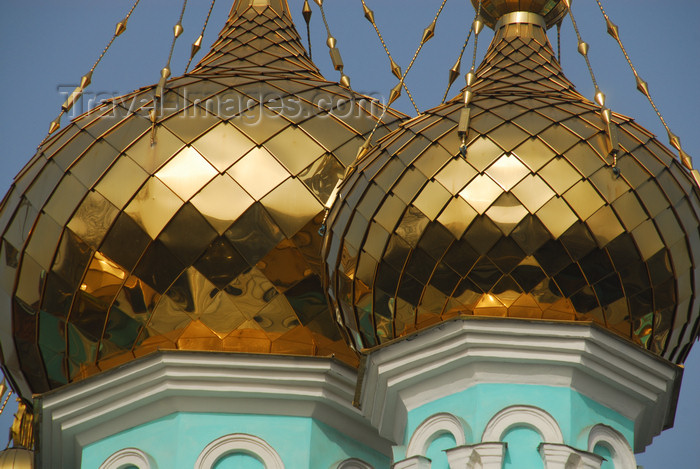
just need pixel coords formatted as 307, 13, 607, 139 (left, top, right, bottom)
81, 412, 389, 469
424, 433, 455, 468
502, 427, 543, 469
594, 444, 615, 469
80, 384, 632, 468
394, 383, 633, 463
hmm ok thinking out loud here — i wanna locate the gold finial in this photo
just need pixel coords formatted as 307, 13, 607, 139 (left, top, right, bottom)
472, 0, 569, 29
230, 0, 291, 19
10, 400, 33, 450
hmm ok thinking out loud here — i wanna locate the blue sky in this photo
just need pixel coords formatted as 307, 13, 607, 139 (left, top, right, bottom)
0, 1, 698, 466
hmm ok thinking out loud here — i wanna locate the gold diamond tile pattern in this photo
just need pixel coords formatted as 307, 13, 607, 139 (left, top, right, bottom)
323, 20, 700, 363
192, 3, 321, 78
0, 2, 405, 393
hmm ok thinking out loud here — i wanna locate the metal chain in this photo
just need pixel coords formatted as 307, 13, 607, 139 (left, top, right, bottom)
442, 20, 475, 104
314, 0, 350, 87
364, 0, 450, 148
359, 0, 419, 113
563, 0, 621, 172
185, 0, 217, 73
563, 0, 599, 92
556, 20, 562, 63
321, 0, 452, 233
593, 0, 693, 170
458, 0, 483, 156
470, 0, 483, 71
43, 0, 142, 140
165, 0, 189, 72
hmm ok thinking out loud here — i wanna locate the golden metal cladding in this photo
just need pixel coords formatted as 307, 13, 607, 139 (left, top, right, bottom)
472, 0, 569, 29
0, 448, 33, 469
0, 1, 404, 394
322, 19, 700, 364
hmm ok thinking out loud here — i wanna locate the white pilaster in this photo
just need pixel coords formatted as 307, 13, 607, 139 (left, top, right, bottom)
539, 443, 604, 469
392, 455, 431, 469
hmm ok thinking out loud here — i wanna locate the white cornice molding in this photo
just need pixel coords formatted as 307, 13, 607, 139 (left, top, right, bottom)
37, 352, 391, 469
359, 318, 681, 453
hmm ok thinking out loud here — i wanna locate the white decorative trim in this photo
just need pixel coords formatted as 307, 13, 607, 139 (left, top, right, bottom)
37, 352, 392, 468
539, 443, 603, 469
482, 405, 563, 444
99, 448, 155, 469
445, 442, 506, 469
195, 433, 283, 469
392, 455, 431, 469
588, 424, 637, 469
359, 318, 680, 452
406, 413, 468, 458
335, 458, 374, 469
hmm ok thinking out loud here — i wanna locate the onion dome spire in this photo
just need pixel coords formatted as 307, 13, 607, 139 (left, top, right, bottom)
192, 0, 321, 77
0, 0, 404, 399
473, 0, 569, 29
322, 5, 700, 363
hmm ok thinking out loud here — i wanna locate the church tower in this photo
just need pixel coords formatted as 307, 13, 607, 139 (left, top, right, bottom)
321, 0, 700, 467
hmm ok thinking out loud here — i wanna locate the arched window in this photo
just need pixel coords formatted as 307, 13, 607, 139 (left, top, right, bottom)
195, 434, 284, 469
502, 426, 544, 469
482, 405, 564, 469
481, 405, 564, 444
213, 453, 265, 469
588, 424, 637, 469
99, 448, 155, 469
593, 444, 614, 469
335, 458, 374, 469
406, 413, 470, 458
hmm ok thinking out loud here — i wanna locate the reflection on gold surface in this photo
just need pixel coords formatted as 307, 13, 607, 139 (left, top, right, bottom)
155, 146, 217, 201
485, 154, 529, 191
43, 174, 88, 227
127, 126, 185, 174
228, 146, 289, 200
261, 178, 324, 238
459, 174, 502, 214
322, 15, 700, 362
192, 122, 255, 172
2, 0, 411, 393
95, 155, 150, 210
511, 174, 554, 213
124, 178, 183, 239
190, 175, 255, 235
264, 126, 325, 176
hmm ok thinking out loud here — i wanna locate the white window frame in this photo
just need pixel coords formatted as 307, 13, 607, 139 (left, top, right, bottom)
481, 405, 564, 444
336, 457, 374, 468
195, 433, 284, 469
405, 413, 470, 458
588, 424, 637, 469
99, 448, 155, 469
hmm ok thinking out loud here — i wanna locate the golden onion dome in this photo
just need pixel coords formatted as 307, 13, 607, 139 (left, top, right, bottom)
0, 0, 404, 397
0, 449, 33, 469
473, 0, 569, 29
322, 9, 700, 361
